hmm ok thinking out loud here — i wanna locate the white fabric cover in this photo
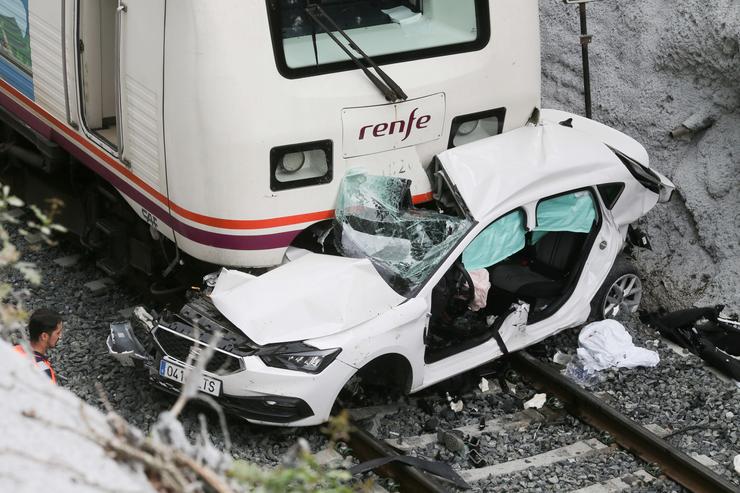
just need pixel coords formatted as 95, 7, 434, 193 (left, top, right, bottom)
577, 319, 660, 372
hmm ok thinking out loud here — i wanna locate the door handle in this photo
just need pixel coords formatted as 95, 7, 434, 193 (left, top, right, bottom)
117, 2, 127, 12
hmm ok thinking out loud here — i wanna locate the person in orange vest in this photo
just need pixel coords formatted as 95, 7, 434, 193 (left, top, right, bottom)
13, 308, 63, 384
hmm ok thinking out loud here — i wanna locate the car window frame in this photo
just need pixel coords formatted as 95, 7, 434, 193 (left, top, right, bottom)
417, 205, 527, 299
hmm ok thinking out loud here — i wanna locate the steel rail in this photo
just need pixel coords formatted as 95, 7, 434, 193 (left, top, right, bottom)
511, 351, 739, 493
347, 422, 451, 493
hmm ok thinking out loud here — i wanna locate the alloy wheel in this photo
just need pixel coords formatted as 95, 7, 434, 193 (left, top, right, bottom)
602, 273, 642, 318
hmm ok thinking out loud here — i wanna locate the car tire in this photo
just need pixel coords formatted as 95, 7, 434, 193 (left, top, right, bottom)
590, 256, 643, 320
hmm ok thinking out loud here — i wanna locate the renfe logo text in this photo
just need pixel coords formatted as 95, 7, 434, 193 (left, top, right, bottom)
358, 108, 432, 142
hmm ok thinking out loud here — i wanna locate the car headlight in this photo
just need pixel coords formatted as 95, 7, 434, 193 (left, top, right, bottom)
449, 108, 506, 148
259, 343, 341, 373
270, 140, 333, 191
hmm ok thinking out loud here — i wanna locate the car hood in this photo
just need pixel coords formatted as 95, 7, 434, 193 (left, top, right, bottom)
210, 250, 406, 346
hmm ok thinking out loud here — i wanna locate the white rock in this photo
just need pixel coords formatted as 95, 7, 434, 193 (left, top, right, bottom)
450, 400, 464, 413
478, 377, 489, 393
524, 393, 547, 410
553, 350, 572, 365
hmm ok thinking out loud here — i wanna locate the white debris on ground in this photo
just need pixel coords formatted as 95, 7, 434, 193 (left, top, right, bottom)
478, 377, 490, 393
523, 393, 547, 410
576, 320, 660, 372
448, 397, 464, 413
552, 350, 573, 366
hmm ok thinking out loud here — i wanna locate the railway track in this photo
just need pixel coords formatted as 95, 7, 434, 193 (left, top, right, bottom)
316, 351, 739, 492
511, 352, 738, 493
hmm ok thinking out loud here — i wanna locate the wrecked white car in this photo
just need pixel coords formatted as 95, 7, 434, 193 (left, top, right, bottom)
108, 110, 674, 426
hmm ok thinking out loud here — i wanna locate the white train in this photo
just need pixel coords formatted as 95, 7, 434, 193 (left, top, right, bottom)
0, 0, 540, 276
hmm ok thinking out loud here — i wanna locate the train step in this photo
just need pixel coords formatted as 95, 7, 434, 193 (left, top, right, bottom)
94, 218, 125, 238
96, 257, 126, 277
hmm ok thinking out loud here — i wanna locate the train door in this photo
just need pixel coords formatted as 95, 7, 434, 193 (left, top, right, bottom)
77, 0, 119, 149
76, 0, 166, 192
117, 0, 166, 191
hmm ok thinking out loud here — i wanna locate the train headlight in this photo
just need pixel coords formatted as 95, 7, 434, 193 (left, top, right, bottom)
280, 151, 306, 173
270, 140, 333, 191
449, 108, 507, 148
456, 120, 478, 136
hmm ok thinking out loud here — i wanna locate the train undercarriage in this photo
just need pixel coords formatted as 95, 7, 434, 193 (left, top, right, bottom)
0, 111, 209, 294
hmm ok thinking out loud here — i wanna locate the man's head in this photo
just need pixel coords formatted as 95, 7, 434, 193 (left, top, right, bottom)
28, 308, 63, 353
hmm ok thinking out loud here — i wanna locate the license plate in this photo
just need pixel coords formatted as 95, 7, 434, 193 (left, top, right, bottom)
159, 359, 222, 396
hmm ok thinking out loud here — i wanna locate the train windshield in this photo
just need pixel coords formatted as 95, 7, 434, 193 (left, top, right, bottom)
267, 0, 489, 77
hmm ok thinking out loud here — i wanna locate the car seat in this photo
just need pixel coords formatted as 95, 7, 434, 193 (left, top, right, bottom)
488, 231, 586, 299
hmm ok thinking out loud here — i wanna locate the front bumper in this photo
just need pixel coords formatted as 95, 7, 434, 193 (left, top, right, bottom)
146, 364, 314, 424
107, 314, 353, 426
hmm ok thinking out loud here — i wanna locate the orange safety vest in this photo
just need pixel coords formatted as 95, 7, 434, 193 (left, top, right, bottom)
13, 345, 57, 384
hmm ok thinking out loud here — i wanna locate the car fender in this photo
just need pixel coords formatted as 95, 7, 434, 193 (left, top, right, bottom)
307, 296, 428, 390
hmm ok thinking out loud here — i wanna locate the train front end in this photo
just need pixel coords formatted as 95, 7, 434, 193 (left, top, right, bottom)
162, 0, 541, 267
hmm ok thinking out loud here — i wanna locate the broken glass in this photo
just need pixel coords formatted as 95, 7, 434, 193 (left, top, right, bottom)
335, 169, 472, 296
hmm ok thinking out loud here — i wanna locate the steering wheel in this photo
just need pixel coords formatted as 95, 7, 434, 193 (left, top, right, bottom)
428, 259, 476, 332
452, 259, 475, 306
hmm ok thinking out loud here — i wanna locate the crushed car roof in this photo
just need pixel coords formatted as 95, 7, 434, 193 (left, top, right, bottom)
437, 122, 636, 221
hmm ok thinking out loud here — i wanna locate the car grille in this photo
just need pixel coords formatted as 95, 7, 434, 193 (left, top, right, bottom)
154, 327, 242, 374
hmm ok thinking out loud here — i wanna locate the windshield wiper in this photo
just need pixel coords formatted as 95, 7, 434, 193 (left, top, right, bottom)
304, 3, 407, 102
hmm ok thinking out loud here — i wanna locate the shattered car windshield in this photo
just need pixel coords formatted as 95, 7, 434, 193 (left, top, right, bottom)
334, 170, 473, 296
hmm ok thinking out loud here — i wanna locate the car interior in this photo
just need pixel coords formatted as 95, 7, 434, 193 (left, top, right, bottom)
425, 190, 600, 363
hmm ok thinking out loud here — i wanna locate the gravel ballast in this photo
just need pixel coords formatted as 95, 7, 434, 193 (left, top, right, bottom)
535, 316, 740, 490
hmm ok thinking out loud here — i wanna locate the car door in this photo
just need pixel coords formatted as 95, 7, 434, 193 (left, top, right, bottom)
420, 208, 530, 389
